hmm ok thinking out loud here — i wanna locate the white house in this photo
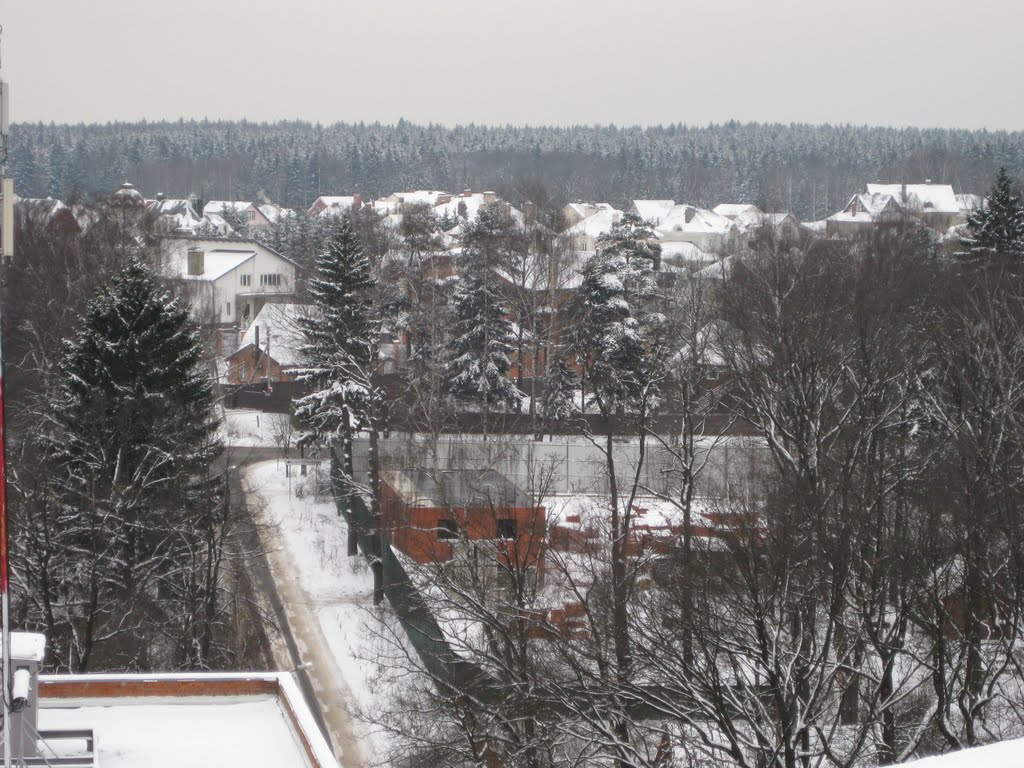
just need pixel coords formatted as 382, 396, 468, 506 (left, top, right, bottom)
630, 200, 677, 226
146, 197, 203, 233
203, 200, 274, 229
372, 190, 452, 215
562, 201, 616, 228
655, 204, 736, 253
712, 203, 762, 221
308, 194, 363, 217
157, 237, 301, 327
563, 206, 624, 252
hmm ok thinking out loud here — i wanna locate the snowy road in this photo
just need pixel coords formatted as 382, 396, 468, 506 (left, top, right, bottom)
241, 458, 387, 767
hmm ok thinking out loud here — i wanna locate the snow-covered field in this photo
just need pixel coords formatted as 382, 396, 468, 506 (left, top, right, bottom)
243, 460, 400, 765
221, 408, 296, 448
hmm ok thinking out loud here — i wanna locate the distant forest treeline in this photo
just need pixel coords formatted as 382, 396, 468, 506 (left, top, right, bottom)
9, 119, 1024, 219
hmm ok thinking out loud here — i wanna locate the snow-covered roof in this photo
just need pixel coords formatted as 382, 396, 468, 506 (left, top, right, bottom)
631, 199, 676, 225
713, 203, 761, 220
902, 739, 1024, 768
112, 181, 144, 205
373, 190, 451, 214
434, 192, 507, 223
238, 303, 312, 368
146, 199, 202, 232
16, 197, 67, 224
694, 254, 737, 281
565, 207, 623, 242
257, 203, 294, 223
828, 193, 901, 223
955, 193, 985, 215
564, 202, 616, 222
866, 183, 959, 214
37, 672, 337, 768
311, 195, 361, 215
166, 247, 255, 281
201, 212, 233, 235
203, 200, 252, 217
660, 240, 712, 265
545, 494, 727, 538
656, 205, 733, 236
733, 211, 797, 232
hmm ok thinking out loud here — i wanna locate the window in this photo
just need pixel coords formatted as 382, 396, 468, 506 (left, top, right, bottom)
247, 210, 256, 221
496, 518, 517, 540
226, 302, 231, 316
437, 519, 459, 540
240, 274, 251, 287
260, 273, 282, 286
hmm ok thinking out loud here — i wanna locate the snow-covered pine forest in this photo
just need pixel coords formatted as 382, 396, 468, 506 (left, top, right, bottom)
10, 119, 1024, 219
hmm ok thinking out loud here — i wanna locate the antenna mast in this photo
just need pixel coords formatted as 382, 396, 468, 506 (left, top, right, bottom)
0, 23, 13, 768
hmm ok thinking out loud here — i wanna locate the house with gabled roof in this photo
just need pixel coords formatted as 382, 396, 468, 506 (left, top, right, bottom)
563, 206, 623, 252
372, 190, 452, 215
713, 203, 762, 220
157, 236, 301, 329
655, 204, 736, 252
146, 196, 202, 233
308, 194, 363, 217
827, 182, 965, 238
203, 200, 275, 230
562, 201, 616, 229
866, 182, 961, 231
225, 302, 310, 386
826, 192, 905, 238
630, 199, 677, 226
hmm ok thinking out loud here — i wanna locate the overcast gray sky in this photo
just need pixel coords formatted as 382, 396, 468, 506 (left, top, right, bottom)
3, 0, 1022, 129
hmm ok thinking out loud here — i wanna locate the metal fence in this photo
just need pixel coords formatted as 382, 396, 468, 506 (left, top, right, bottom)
351, 434, 769, 498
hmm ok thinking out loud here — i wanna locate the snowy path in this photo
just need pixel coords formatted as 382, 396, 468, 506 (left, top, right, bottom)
242, 459, 391, 767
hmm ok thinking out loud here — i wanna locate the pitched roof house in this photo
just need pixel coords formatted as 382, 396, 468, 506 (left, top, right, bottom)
157, 237, 301, 328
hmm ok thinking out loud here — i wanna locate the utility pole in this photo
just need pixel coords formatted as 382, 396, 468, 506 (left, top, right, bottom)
0, 25, 14, 768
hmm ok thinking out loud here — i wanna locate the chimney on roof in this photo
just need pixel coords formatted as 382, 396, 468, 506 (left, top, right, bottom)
901, 181, 907, 201
523, 200, 536, 225
925, 179, 932, 185
483, 191, 496, 204
156, 192, 165, 202
187, 247, 205, 277
353, 194, 362, 209
462, 189, 472, 197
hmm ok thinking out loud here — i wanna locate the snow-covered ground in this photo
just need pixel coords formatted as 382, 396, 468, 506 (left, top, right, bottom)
222, 408, 296, 448
243, 459, 400, 766
906, 738, 1024, 767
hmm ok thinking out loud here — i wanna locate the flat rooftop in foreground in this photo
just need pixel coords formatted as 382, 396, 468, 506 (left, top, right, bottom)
34, 673, 337, 768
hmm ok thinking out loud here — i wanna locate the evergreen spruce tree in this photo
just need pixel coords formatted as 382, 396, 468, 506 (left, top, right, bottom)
295, 218, 377, 445
962, 167, 1024, 259
294, 217, 388, 586
597, 211, 662, 271
47, 256, 219, 501
540, 357, 579, 437
41, 256, 221, 670
444, 257, 523, 427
